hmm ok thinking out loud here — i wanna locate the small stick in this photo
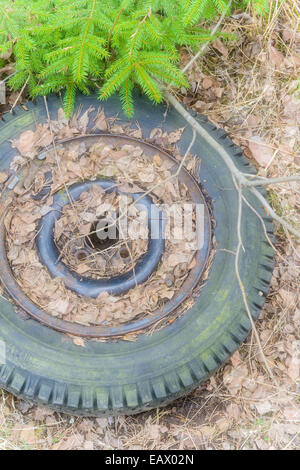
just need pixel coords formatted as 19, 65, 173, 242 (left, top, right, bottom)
234, 180, 277, 383
181, 0, 232, 74
163, 90, 300, 239
245, 176, 300, 186
10, 76, 29, 112
43, 96, 76, 211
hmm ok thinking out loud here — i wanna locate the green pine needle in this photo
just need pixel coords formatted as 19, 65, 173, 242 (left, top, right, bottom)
0, 0, 268, 117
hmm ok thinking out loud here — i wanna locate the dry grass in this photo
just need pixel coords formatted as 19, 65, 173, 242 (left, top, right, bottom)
0, 1, 299, 450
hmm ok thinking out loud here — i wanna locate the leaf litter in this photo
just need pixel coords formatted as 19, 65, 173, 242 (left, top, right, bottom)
0, 4, 299, 450
4, 108, 202, 331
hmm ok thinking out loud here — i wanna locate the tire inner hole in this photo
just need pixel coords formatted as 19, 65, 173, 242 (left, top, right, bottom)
85, 216, 120, 252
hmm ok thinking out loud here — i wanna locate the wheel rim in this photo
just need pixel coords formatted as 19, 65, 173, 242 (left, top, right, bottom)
0, 134, 212, 337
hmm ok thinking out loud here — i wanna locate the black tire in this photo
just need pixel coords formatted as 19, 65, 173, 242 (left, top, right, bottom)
0, 93, 274, 416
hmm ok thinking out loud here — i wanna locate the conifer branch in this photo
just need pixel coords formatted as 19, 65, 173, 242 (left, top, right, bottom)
129, 5, 153, 57
107, 3, 126, 49
0, 0, 267, 117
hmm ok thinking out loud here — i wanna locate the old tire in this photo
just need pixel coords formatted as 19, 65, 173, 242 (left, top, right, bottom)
0, 93, 274, 416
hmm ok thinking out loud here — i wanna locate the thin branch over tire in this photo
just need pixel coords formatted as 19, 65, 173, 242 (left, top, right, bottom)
163, 90, 300, 239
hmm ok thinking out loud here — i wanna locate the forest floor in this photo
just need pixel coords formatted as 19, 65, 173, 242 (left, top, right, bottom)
0, 3, 299, 450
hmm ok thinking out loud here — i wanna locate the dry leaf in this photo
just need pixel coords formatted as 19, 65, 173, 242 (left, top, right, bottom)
72, 336, 86, 348
213, 39, 229, 57
167, 252, 191, 267
248, 136, 274, 167
138, 169, 155, 183
48, 298, 69, 315
149, 128, 162, 140
12, 130, 39, 156
78, 110, 91, 132
269, 46, 284, 67
282, 95, 300, 124
153, 154, 162, 167
19, 424, 37, 445
57, 108, 68, 126
213, 87, 224, 98
0, 171, 8, 183
94, 108, 108, 131
40, 205, 52, 216
77, 264, 90, 275
223, 364, 248, 394
167, 127, 184, 144
202, 77, 213, 89
148, 424, 160, 440
230, 350, 243, 367
255, 401, 274, 416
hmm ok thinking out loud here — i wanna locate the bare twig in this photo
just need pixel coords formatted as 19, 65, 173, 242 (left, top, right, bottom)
249, 184, 300, 238
164, 90, 248, 184
129, 6, 152, 57
181, 0, 233, 75
69, 129, 197, 245
163, 90, 300, 239
241, 192, 286, 262
10, 76, 29, 112
234, 178, 277, 383
245, 176, 300, 186
43, 96, 76, 210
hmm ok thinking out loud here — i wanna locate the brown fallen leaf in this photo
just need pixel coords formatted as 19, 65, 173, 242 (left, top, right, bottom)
287, 355, 300, 381
33, 406, 55, 422
248, 136, 274, 167
213, 39, 229, 57
216, 417, 230, 433
72, 336, 86, 347
128, 126, 142, 139
19, 424, 37, 445
48, 298, 70, 316
167, 127, 184, 144
138, 169, 155, 183
159, 288, 175, 300
202, 77, 213, 89
230, 350, 243, 367
255, 401, 274, 416
40, 205, 52, 216
149, 127, 162, 140
77, 264, 91, 275
79, 223, 92, 236
94, 108, 108, 131
12, 130, 39, 157
78, 109, 93, 133
167, 252, 192, 267
245, 114, 261, 128
153, 154, 162, 167
57, 108, 68, 126
269, 45, 285, 67
213, 87, 224, 98
226, 403, 240, 421
281, 24, 300, 42
223, 364, 248, 394
6, 123, 198, 330
282, 95, 300, 124
0, 171, 8, 183
35, 124, 53, 147
283, 54, 300, 69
